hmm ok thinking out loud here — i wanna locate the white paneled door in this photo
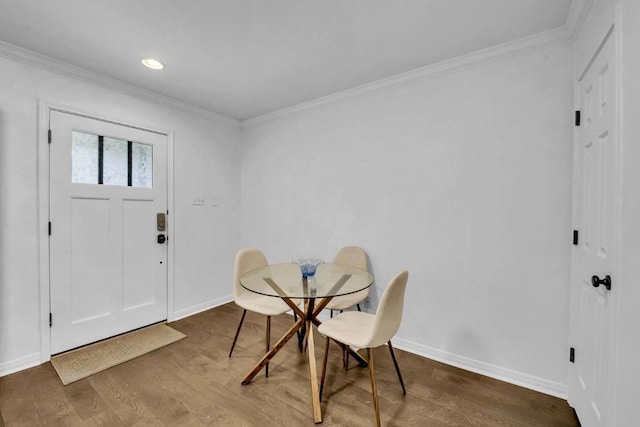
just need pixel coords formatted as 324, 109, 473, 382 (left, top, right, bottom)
49, 110, 168, 354
569, 30, 618, 427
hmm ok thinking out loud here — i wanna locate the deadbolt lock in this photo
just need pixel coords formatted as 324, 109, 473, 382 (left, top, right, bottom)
157, 213, 166, 231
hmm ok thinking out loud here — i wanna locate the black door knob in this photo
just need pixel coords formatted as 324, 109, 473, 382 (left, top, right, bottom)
157, 234, 166, 244
591, 275, 612, 291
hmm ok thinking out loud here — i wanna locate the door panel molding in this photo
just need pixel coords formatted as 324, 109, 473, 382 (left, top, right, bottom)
37, 99, 175, 361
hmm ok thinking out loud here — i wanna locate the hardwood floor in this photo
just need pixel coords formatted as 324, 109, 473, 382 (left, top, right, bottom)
0, 303, 578, 426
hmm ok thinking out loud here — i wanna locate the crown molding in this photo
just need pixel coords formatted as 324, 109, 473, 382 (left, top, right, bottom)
1, 0, 591, 130
565, 0, 594, 41
0, 40, 239, 127
243, 25, 572, 128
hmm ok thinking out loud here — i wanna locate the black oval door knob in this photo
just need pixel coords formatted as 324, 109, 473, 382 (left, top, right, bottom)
591, 275, 612, 291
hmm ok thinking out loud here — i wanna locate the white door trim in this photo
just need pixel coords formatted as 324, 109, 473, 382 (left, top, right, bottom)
37, 99, 176, 362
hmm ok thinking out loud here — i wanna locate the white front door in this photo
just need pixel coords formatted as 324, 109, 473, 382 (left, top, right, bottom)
569, 31, 618, 427
49, 110, 168, 354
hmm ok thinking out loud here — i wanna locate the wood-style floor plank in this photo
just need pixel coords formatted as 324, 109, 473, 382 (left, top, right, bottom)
0, 303, 578, 426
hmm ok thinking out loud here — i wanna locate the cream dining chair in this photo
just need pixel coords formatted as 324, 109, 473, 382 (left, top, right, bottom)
318, 270, 408, 427
228, 248, 291, 377
325, 246, 370, 315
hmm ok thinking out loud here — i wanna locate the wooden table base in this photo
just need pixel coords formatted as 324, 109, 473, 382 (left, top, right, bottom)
241, 275, 367, 424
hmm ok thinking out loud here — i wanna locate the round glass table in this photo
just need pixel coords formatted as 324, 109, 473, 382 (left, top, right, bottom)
239, 262, 373, 424
240, 262, 373, 299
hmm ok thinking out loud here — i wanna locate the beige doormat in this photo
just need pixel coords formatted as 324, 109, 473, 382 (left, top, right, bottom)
51, 323, 186, 385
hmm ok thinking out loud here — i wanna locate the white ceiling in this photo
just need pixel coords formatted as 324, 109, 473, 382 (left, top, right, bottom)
0, 0, 573, 120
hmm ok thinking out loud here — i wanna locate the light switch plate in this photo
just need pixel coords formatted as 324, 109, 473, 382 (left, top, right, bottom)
192, 194, 205, 205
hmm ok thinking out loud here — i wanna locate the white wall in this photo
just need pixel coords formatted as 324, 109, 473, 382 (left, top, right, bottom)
241, 43, 574, 394
0, 55, 241, 373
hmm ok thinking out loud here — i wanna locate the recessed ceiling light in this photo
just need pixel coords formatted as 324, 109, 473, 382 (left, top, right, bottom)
141, 58, 164, 70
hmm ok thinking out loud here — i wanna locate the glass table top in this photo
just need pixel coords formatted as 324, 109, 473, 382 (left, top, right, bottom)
240, 263, 373, 299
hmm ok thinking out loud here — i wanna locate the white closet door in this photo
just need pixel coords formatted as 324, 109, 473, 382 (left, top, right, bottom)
569, 31, 618, 427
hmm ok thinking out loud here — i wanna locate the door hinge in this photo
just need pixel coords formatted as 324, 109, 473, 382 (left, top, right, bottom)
49, 312, 53, 328
570, 347, 575, 363
573, 230, 578, 245
48, 129, 52, 144
575, 110, 581, 126
48, 222, 52, 236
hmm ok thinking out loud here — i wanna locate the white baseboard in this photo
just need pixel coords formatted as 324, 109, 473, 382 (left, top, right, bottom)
392, 337, 568, 399
0, 352, 41, 377
318, 309, 566, 398
171, 295, 233, 321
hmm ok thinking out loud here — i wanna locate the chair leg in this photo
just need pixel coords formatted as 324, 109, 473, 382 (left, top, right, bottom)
299, 300, 310, 353
320, 336, 330, 401
345, 346, 349, 371
388, 341, 406, 395
330, 309, 334, 318
302, 297, 310, 353
367, 348, 381, 427
294, 312, 304, 353
357, 303, 361, 312
229, 309, 247, 357
266, 316, 271, 378
341, 345, 350, 371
